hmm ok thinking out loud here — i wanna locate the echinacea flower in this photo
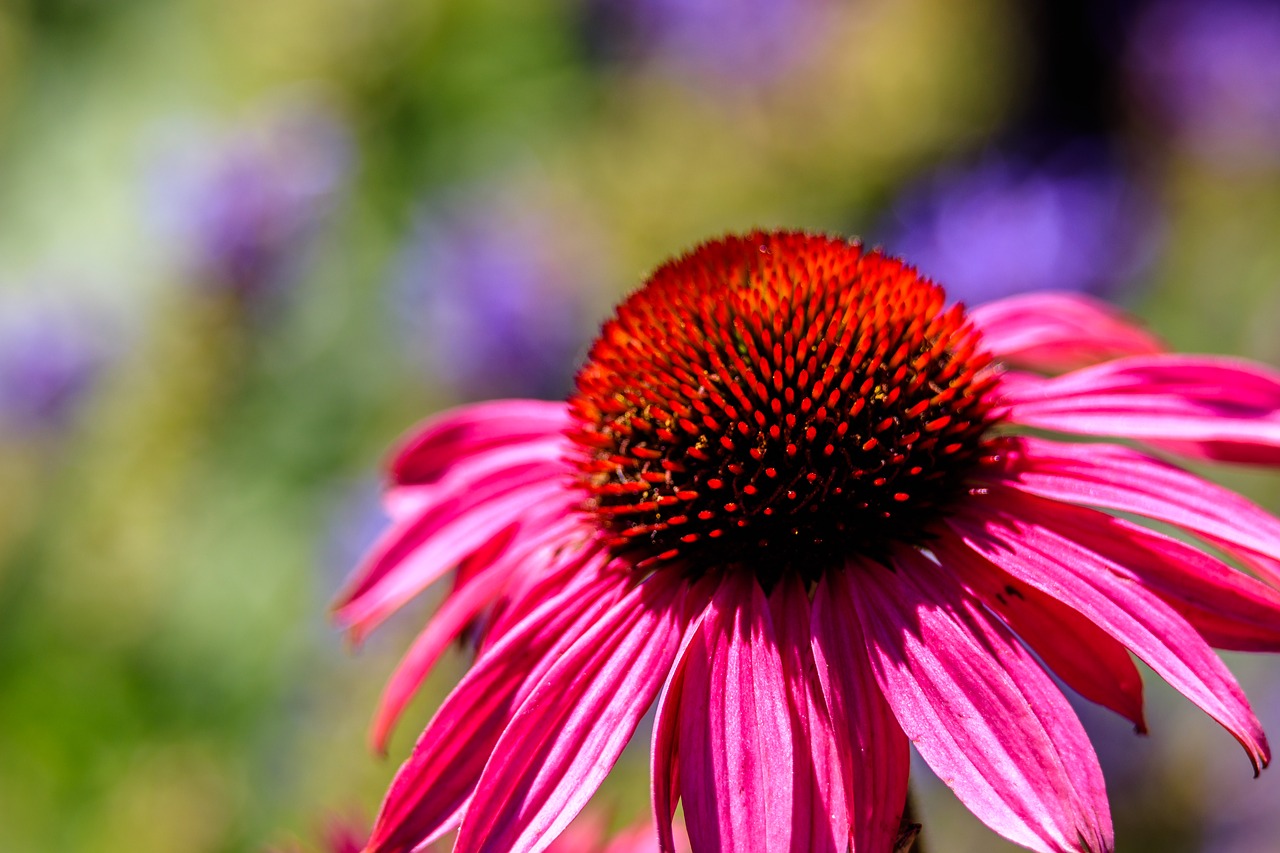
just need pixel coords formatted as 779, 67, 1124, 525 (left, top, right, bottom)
338, 231, 1280, 853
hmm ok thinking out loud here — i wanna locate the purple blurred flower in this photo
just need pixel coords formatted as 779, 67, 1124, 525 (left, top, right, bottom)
392, 189, 605, 400
1128, 0, 1280, 169
149, 103, 352, 302
585, 0, 830, 87
885, 152, 1158, 305
0, 290, 112, 433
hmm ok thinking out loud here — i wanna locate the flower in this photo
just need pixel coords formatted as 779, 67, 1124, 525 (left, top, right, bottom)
885, 151, 1157, 304
148, 103, 351, 303
338, 231, 1280, 853
391, 188, 604, 400
582, 0, 829, 88
1127, 0, 1280, 170
0, 288, 113, 433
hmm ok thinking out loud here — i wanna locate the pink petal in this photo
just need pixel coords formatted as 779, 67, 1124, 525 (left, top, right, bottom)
768, 574, 850, 853
367, 520, 595, 753
364, 564, 627, 853
969, 293, 1163, 373
385, 437, 569, 521
810, 572, 909, 853
651, 578, 720, 853
389, 399, 571, 486
455, 571, 688, 853
334, 474, 567, 639
949, 494, 1271, 774
998, 355, 1280, 463
940, 535, 1147, 732
679, 573, 795, 853
990, 499, 1280, 653
849, 549, 1113, 853
992, 437, 1280, 586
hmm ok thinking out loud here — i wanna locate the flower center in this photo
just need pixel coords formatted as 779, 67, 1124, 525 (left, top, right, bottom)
569, 231, 999, 583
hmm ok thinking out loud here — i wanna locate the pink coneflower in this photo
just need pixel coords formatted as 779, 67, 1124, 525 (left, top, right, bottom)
338, 231, 1280, 853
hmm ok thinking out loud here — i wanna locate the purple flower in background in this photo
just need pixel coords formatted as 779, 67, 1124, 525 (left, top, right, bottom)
0, 290, 113, 433
584, 0, 830, 87
885, 152, 1158, 305
149, 102, 352, 302
392, 188, 605, 400
1128, 0, 1280, 169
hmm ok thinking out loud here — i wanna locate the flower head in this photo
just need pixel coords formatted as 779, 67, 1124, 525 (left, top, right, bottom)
340, 231, 1280, 853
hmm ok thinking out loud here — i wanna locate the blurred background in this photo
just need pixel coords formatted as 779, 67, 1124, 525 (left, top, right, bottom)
0, 0, 1278, 850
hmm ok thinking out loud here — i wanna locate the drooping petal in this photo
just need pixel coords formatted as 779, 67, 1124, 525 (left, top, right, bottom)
949, 493, 1271, 773
969, 293, 1162, 373
368, 524, 595, 753
998, 355, 1280, 464
385, 437, 569, 521
849, 549, 1113, 853
942, 533, 1147, 732
364, 561, 627, 853
768, 574, 850, 853
811, 571, 910, 853
335, 473, 566, 639
986, 498, 1280, 652
992, 437, 1280, 586
679, 573, 795, 853
388, 399, 571, 486
455, 571, 688, 853
650, 575, 720, 853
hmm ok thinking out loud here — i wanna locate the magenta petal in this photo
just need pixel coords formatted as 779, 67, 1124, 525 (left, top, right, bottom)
991, 498, 1280, 653
454, 571, 687, 853
335, 474, 566, 639
679, 573, 795, 853
651, 578, 720, 853
368, 517, 590, 752
385, 438, 568, 521
995, 437, 1280, 586
364, 564, 626, 853
389, 399, 570, 486
970, 293, 1162, 373
999, 355, 1280, 463
849, 550, 1113, 853
811, 571, 909, 853
938, 531, 1147, 732
950, 495, 1271, 774
768, 574, 850, 853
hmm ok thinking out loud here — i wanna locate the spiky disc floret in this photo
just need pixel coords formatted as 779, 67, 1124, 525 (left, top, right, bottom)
569, 231, 1000, 583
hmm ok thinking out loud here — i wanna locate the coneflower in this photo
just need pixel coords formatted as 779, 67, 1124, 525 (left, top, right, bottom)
340, 231, 1280, 853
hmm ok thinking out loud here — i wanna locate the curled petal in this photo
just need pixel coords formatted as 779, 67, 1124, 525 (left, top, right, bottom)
970, 293, 1162, 373
947, 536, 1147, 732
989, 500, 1280, 653
949, 494, 1270, 774
992, 437, 1280, 586
998, 355, 1280, 464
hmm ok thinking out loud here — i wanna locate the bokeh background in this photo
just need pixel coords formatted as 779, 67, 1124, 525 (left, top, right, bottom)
1, 0, 1279, 851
